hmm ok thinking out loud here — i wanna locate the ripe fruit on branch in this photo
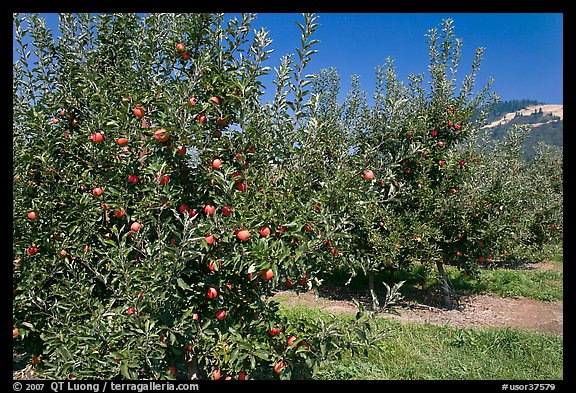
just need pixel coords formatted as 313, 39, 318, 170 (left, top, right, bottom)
211, 158, 222, 169
209, 96, 221, 105
450, 188, 458, 195
430, 130, 438, 137
236, 182, 247, 192
205, 234, 215, 245
273, 361, 285, 374
216, 117, 228, 126
207, 287, 218, 299
221, 205, 233, 217
92, 187, 103, 196
153, 128, 170, 142
188, 96, 198, 106
13, 328, 19, 337
236, 229, 250, 241
198, 114, 206, 124
268, 327, 281, 336
259, 226, 271, 237
363, 170, 374, 180
215, 309, 226, 320
133, 106, 145, 118
130, 222, 142, 232
204, 204, 216, 215
156, 173, 170, 185
27, 211, 37, 220
176, 42, 185, 52
127, 175, 138, 184
181, 52, 190, 61
287, 335, 297, 346
114, 208, 126, 218
262, 268, 274, 281
213, 369, 221, 380
90, 132, 104, 143
116, 137, 129, 146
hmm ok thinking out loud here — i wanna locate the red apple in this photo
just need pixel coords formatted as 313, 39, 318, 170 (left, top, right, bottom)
204, 204, 216, 215
213, 369, 221, 380
221, 205, 233, 217
154, 128, 170, 142
133, 106, 145, 118
209, 96, 220, 105
114, 208, 125, 218
236, 182, 247, 192
273, 361, 284, 374
198, 114, 206, 124
90, 132, 104, 143
207, 287, 218, 299
287, 335, 297, 346
127, 175, 138, 184
268, 327, 281, 336
181, 51, 190, 60
188, 96, 198, 106
216, 309, 226, 320
216, 117, 228, 126
92, 187, 103, 196
236, 229, 250, 241
176, 42, 185, 52
363, 170, 374, 180
130, 222, 142, 232
27, 211, 37, 220
168, 365, 176, 376
116, 137, 129, 146
13, 327, 19, 337
430, 130, 438, 137
211, 158, 222, 169
177, 145, 186, 156
262, 268, 274, 281
205, 234, 215, 245
259, 226, 271, 237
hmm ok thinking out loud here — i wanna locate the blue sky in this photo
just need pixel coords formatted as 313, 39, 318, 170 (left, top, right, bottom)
250, 13, 563, 105
22, 13, 563, 105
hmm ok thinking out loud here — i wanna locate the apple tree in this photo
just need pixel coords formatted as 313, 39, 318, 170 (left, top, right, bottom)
13, 12, 384, 380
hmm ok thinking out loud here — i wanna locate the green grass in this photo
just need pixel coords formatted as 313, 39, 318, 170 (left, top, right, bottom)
447, 267, 563, 302
280, 306, 563, 380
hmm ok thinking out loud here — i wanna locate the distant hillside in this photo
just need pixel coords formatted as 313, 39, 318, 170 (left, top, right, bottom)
482, 100, 563, 161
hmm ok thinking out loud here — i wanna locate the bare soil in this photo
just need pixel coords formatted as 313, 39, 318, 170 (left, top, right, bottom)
274, 290, 563, 336
274, 261, 563, 337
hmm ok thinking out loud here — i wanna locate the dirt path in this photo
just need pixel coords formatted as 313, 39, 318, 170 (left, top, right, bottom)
274, 261, 563, 336
274, 290, 563, 336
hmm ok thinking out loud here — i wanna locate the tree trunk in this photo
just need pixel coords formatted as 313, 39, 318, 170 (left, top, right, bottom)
186, 354, 199, 380
368, 270, 380, 309
436, 259, 454, 309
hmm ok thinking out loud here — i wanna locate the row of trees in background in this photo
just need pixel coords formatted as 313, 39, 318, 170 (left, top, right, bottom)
13, 13, 563, 380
